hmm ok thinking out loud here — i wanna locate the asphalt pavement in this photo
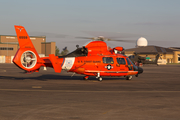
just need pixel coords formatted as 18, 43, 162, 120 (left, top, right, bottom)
0, 63, 180, 120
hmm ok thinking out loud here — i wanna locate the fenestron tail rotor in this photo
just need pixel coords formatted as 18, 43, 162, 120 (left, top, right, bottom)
21, 51, 37, 69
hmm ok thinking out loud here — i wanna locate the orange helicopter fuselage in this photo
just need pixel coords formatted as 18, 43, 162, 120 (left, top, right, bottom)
13, 25, 143, 81
51, 41, 140, 77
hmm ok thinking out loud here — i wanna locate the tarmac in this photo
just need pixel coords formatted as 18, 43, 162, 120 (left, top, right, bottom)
0, 63, 180, 120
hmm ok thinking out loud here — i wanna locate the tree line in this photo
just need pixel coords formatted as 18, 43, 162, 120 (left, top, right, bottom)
55, 46, 69, 56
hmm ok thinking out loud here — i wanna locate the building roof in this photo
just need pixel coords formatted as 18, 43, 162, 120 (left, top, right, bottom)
168, 47, 180, 51
0, 35, 46, 38
124, 45, 177, 54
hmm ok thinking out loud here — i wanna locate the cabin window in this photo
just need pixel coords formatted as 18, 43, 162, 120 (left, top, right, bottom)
103, 57, 114, 64
116, 58, 126, 64
126, 58, 133, 70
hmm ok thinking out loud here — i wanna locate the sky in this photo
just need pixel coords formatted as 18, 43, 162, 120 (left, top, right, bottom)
0, 0, 180, 52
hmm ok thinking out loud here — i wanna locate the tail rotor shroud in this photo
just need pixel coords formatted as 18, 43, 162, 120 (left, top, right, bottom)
21, 51, 37, 69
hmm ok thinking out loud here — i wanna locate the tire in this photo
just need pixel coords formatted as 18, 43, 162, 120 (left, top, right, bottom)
98, 77, 102, 81
126, 76, 133, 80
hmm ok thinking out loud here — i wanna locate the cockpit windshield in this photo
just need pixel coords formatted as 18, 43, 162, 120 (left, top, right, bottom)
127, 58, 138, 69
58, 47, 88, 58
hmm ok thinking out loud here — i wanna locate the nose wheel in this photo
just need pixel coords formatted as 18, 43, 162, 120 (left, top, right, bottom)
126, 75, 133, 80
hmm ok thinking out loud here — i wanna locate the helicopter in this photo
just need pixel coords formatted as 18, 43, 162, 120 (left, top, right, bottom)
13, 25, 143, 81
128, 53, 160, 66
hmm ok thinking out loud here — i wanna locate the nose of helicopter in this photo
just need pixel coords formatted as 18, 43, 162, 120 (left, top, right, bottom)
133, 65, 143, 74
138, 67, 143, 74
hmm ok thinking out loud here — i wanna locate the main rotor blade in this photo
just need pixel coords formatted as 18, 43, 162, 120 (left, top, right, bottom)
63, 39, 91, 43
75, 37, 94, 39
29, 32, 68, 38
110, 39, 136, 43
82, 31, 142, 38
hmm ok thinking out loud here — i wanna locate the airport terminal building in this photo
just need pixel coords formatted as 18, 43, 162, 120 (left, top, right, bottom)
0, 35, 55, 63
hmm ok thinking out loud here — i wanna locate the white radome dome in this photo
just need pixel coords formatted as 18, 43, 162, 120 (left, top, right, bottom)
136, 37, 148, 47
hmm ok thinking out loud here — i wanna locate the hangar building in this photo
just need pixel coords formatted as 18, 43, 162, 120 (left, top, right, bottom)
124, 46, 180, 64
124, 37, 180, 64
0, 35, 55, 63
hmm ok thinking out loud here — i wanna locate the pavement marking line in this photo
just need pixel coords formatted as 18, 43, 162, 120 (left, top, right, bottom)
102, 110, 111, 114
87, 80, 99, 83
32, 86, 42, 89
0, 70, 6, 72
0, 89, 180, 93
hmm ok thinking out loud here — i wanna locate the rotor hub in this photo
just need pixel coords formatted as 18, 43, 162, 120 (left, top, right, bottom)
25, 56, 32, 63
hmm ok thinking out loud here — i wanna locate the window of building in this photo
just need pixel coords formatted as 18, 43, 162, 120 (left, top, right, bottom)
0, 47, 14, 50
178, 54, 180, 63
128, 55, 134, 59
103, 57, 114, 64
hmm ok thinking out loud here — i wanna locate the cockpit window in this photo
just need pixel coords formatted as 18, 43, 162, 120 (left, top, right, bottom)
103, 57, 114, 64
126, 58, 133, 70
116, 58, 126, 64
58, 47, 88, 58
126, 58, 132, 65
128, 58, 138, 69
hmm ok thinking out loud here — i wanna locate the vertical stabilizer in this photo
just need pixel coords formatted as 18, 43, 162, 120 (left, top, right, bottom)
13, 25, 42, 71
14, 25, 35, 48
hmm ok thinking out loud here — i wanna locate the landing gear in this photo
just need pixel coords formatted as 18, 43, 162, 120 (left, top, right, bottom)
83, 76, 89, 80
96, 72, 102, 81
98, 77, 102, 82
126, 75, 133, 80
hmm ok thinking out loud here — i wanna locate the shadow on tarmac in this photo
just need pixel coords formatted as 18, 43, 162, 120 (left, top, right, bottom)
0, 74, 127, 81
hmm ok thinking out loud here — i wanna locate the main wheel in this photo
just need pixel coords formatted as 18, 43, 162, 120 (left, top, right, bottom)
98, 77, 102, 82
126, 76, 133, 80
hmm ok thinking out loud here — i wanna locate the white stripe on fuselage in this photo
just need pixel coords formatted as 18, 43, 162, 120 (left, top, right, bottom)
62, 57, 75, 71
